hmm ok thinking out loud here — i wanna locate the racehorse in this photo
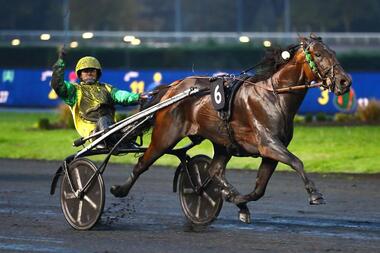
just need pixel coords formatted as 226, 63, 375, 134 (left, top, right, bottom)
111, 34, 352, 223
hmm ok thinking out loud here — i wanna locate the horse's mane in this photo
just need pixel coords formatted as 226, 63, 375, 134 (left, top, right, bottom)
249, 44, 300, 83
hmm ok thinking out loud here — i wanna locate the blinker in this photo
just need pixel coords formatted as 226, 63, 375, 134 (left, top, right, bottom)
281, 51, 291, 60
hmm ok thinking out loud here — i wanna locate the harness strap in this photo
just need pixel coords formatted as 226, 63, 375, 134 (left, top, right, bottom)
218, 110, 241, 154
232, 76, 324, 93
188, 76, 325, 94
215, 76, 250, 154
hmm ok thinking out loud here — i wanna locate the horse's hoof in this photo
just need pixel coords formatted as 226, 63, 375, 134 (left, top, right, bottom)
309, 192, 326, 205
110, 185, 127, 198
239, 209, 251, 224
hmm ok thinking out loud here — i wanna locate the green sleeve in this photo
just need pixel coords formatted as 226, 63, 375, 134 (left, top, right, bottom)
111, 87, 140, 105
61, 81, 77, 107
51, 58, 77, 107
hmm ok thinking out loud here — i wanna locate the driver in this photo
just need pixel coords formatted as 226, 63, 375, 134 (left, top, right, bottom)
51, 49, 145, 146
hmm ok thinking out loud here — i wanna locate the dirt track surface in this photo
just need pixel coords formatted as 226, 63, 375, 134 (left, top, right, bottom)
0, 158, 379, 253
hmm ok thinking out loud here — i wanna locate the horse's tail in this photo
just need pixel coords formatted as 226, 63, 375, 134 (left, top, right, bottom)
134, 81, 179, 136
139, 84, 171, 111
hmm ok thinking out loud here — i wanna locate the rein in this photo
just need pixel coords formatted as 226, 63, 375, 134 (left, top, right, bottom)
232, 77, 325, 94
184, 75, 325, 94
274, 81, 324, 93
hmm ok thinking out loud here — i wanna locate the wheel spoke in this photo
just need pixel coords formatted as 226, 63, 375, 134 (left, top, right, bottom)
202, 191, 216, 207
195, 196, 201, 218
74, 167, 83, 189
194, 164, 202, 185
63, 190, 77, 200
203, 162, 208, 171
77, 200, 83, 224
183, 188, 195, 194
84, 195, 97, 209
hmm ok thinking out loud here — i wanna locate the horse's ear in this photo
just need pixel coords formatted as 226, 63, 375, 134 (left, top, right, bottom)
310, 33, 322, 42
297, 33, 304, 41
298, 35, 308, 45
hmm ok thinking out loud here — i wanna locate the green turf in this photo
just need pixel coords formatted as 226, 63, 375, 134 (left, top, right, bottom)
1, 111, 379, 173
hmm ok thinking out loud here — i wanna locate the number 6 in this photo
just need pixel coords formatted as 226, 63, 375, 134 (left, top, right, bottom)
214, 85, 222, 104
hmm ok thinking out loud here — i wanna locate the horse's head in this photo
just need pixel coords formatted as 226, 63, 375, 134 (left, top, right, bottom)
300, 34, 352, 96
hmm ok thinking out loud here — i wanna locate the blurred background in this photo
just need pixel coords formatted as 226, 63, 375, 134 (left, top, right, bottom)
0, 0, 380, 115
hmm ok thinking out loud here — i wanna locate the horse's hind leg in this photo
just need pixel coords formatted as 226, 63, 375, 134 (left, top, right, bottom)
208, 145, 235, 199
258, 140, 325, 205
215, 158, 278, 222
211, 153, 278, 223
110, 116, 183, 198
208, 144, 251, 223
237, 158, 278, 203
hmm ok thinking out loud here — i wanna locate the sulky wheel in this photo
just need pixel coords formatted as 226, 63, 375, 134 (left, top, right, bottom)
179, 155, 223, 225
60, 158, 105, 230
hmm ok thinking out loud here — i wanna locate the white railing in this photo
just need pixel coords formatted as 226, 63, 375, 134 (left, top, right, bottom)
1, 30, 380, 51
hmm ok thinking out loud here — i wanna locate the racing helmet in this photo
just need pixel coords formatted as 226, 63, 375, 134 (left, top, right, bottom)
75, 56, 102, 78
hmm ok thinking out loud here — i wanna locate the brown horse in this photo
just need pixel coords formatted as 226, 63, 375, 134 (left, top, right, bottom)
111, 35, 352, 223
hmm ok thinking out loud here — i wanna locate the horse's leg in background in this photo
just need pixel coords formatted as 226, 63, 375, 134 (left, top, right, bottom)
208, 144, 251, 223
208, 144, 235, 199
110, 114, 184, 198
237, 158, 278, 203
258, 139, 325, 205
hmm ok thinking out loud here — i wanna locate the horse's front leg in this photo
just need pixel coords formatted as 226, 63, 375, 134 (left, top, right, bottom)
258, 139, 325, 205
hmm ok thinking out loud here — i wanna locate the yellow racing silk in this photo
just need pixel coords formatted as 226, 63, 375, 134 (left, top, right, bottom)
71, 82, 114, 137
51, 58, 140, 137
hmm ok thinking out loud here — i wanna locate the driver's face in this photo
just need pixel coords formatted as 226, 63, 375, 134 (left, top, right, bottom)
80, 68, 98, 83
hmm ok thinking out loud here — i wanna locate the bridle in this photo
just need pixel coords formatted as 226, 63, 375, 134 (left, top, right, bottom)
300, 39, 341, 93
